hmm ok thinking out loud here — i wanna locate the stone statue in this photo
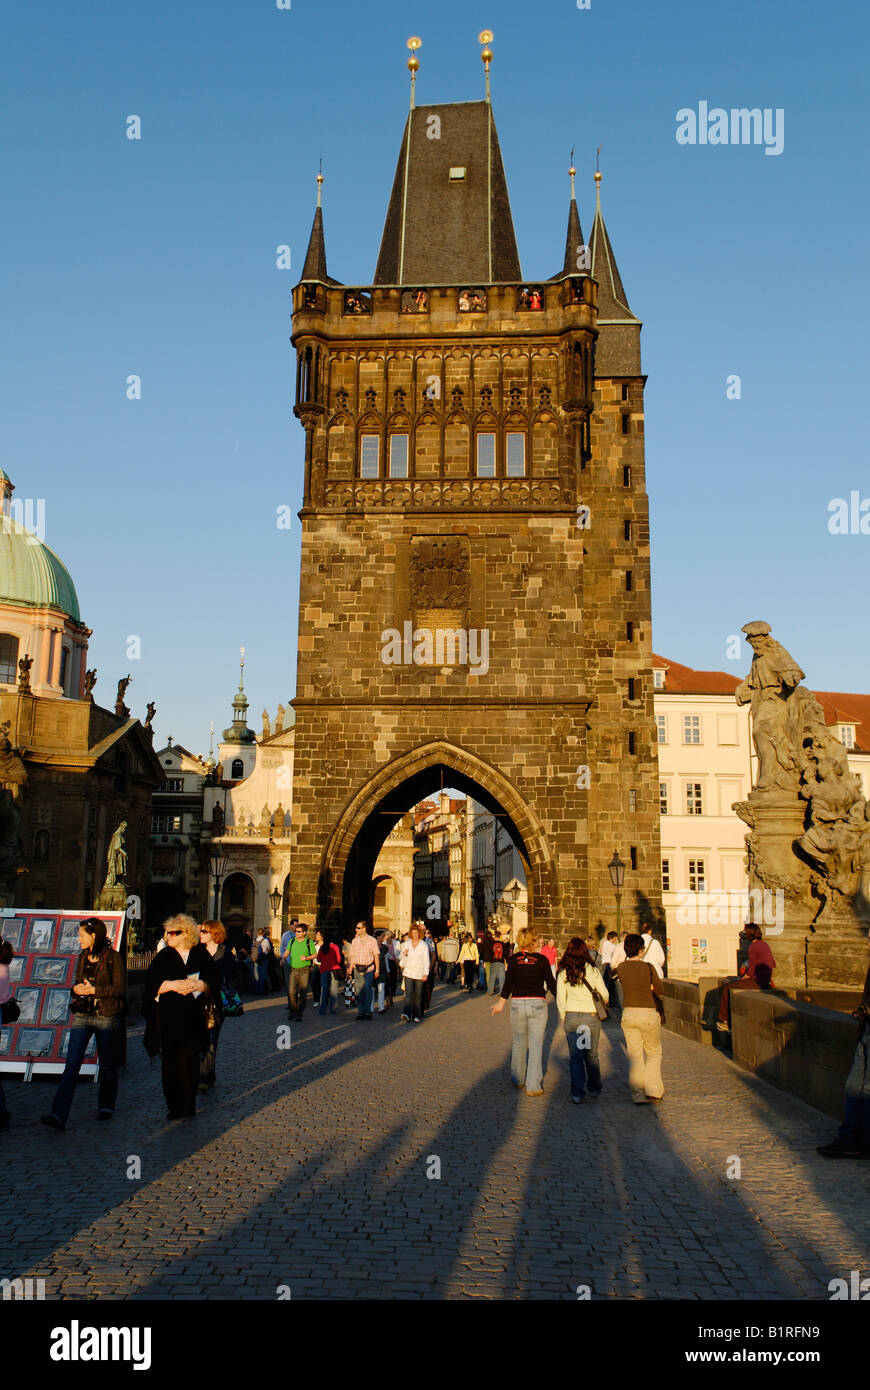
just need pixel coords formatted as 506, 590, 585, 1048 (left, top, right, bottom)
262, 709, 271, 739
17, 654, 33, 692
734, 621, 805, 792
115, 675, 132, 718
259, 803, 271, 832
273, 802, 286, 833
734, 622, 870, 986
212, 802, 224, 834
84, 668, 97, 699
95, 820, 128, 911
145, 701, 156, 728
0, 726, 28, 801
275, 703, 285, 735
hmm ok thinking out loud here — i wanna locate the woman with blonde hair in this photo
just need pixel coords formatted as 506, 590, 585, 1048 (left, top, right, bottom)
491, 926, 557, 1096
143, 915, 220, 1120
198, 920, 232, 1090
458, 931, 480, 993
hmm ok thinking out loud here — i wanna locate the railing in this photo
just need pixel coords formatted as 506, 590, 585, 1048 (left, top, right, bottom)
213, 826, 292, 839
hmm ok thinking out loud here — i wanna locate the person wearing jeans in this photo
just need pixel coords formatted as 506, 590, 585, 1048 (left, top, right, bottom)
556, 937, 608, 1102
42, 918, 126, 1131
613, 934, 665, 1104
399, 927, 430, 1023
490, 926, 557, 1095
347, 921, 379, 1020
286, 924, 316, 1021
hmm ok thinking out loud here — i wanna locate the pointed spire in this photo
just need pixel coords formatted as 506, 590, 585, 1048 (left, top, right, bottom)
407, 36, 421, 110
301, 171, 328, 282
223, 645, 256, 744
561, 151, 586, 276
479, 30, 494, 103
588, 164, 635, 321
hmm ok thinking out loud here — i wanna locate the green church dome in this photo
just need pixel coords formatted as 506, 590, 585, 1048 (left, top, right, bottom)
0, 518, 81, 623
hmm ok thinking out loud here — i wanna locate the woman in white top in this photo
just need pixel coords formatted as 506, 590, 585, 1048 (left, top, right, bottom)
556, 937, 609, 1104
399, 926, 430, 1023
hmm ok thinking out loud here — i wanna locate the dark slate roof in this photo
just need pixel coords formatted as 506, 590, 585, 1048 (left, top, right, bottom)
589, 205, 637, 321
300, 206, 341, 285
374, 100, 521, 286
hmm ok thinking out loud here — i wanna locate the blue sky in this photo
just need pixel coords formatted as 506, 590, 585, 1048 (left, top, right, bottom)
3, 0, 867, 754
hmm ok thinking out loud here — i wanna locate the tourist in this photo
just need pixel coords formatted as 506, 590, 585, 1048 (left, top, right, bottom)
584, 936, 601, 968
399, 925, 430, 1023
541, 937, 559, 974
41, 918, 126, 1132
384, 931, 399, 1005
422, 927, 437, 1012
198, 920, 230, 1090
476, 925, 488, 990
374, 932, 390, 1012
254, 927, 273, 995
459, 932, 480, 992
280, 917, 300, 1006
286, 922, 317, 1021
347, 920, 379, 1020
314, 929, 342, 1016
0, 938, 13, 1130
640, 925, 666, 979
613, 933, 664, 1104
142, 915, 220, 1121
599, 930, 620, 1006
818, 932, 870, 1158
490, 927, 557, 1095
716, 925, 775, 1032
556, 937, 608, 1104
439, 929, 460, 984
489, 930, 509, 995
480, 927, 496, 992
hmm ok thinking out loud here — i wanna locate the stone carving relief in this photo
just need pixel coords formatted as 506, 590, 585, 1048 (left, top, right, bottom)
409, 537, 470, 613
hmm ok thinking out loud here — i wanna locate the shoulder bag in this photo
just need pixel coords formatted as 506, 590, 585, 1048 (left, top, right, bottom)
580, 969, 609, 1021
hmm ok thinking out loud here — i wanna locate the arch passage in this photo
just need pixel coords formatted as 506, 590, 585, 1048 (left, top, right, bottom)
315, 740, 556, 931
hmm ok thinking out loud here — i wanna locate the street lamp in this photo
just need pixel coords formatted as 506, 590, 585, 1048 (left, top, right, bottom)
209, 849, 228, 919
608, 850, 625, 938
269, 885, 282, 918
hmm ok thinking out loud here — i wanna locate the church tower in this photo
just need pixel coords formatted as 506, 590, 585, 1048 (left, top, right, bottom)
288, 39, 661, 941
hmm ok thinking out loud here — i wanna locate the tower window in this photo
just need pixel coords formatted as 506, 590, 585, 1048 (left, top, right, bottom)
59, 646, 69, 691
622, 384, 629, 401
476, 433, 496, 478
621, 413, 630, 435
506, 433, 526, 477
0, 634, 19, 684
231, 758, 245, 780
630, 846, 638, 871
628, 789, 637, 812
624, 519, 632, 541
623, 466, 631, 487
360, 434, 380, 478
389, 434, 409, 479
628, 732, 636, 754
625, 571, 633, 592
627, 678, 636, 700
626, 621, 634, 642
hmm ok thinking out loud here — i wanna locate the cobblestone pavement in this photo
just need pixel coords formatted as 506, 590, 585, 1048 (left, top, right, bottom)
2, 981, 868, 1300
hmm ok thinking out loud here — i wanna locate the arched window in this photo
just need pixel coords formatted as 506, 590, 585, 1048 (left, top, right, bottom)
231, 758, 245, 780
0, 634, 19, 684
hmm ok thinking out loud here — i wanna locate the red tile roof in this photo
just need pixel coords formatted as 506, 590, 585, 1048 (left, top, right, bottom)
652, 654, 740, 695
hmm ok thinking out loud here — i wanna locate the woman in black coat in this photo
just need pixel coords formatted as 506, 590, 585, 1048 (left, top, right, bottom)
143, 915, 220, 1121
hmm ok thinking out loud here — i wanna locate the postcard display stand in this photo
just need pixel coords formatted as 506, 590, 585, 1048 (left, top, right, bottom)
0, 910, 125, 1079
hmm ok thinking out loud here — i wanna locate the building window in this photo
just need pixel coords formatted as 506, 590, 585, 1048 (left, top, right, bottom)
0, 634, 19, 684
629, 846, 638, 870
622, 384, 629, 401
505, 433, 526, 477
627, 678, 636, 700
621, 413, 630, 434
166, 778, 183, 792
231, 758, 244, 780
628, 789, 637, 812
168, 814, 182, 833
683, 714, 701, 744
626, 621, 634, 641
59, 647, 69, 691
655, 714, 667, 743
653, 669, 665, 689
661, 858, 670, 892
228, 883, 245, 908
623, 466, 631, 487
625, 570, 633, 591
688, 859, 706, 892
628, 732, 636, 754
841, 725, 855, 749
686, 782, 703, 815
389, 434, 409, 479
151, 814, 164, 833
659, 782, 668, 814
476, 433, 496, 477
360, 434, 380, 478
624, 519, 632, 541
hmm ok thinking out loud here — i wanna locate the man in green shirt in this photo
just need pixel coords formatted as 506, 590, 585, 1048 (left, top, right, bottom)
283, 922, 316, 1021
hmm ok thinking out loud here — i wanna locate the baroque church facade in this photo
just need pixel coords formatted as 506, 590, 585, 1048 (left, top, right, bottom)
287, 58, 662, 942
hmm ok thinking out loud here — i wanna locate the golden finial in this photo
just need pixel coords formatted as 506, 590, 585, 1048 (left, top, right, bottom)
594, 145, 602, 210
407, 36, 422, 108
569, 146, 576, 201
478, 29, 494, 101
316, 159, 323, 208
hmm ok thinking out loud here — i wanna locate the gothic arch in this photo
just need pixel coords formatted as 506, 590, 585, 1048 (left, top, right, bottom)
316, 739, 557, 929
